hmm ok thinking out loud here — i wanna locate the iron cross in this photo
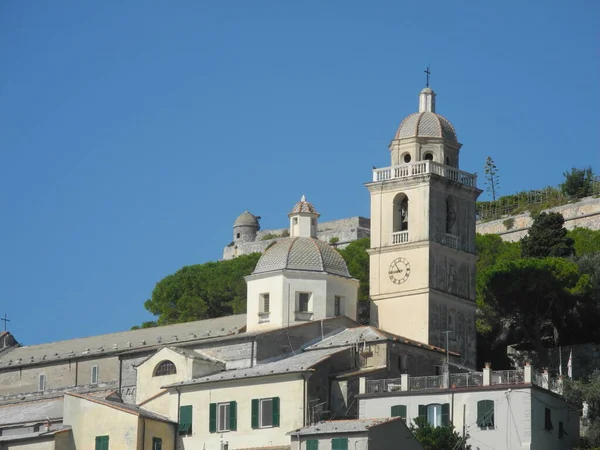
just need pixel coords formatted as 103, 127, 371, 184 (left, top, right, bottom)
424, 65, 431, 87
1, 314, 9, 331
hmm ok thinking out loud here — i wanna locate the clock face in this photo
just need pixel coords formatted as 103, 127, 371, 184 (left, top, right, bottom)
388, 257, 411, 284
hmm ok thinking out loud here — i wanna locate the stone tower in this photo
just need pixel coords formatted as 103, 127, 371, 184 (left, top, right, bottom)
366, 86, 482, 367
233, 211, 260, 244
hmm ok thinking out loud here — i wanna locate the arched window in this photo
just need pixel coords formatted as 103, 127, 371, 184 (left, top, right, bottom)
236, 233, 241, 239
154, 360, 177, 376
445, 156, 450, 166
393, 194, 409, 232
403, 153, 412, 164
423, 153, 433, 161
446, 196, 456, 234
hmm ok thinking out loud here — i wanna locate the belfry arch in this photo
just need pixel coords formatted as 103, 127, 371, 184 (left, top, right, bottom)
393, 193, 409, 232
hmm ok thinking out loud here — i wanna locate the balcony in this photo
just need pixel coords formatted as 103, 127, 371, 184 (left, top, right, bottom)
392, 231, 409, 244
372, 161, 477, 187
443, 233, 460, 250
360, 365, 560, 395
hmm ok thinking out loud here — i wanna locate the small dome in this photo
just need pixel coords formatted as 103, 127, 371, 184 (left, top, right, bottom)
290, 195, 320, 216
420, 87, 433, 94
234, 211, 260, 228
253, 237, 350, 277
394, 111, 458, 142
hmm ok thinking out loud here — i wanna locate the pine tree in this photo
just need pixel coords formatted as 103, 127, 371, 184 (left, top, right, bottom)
483, 156, 500, 201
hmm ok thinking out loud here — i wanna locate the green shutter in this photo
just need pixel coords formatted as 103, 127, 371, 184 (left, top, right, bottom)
95, 436, 109, 450
272, 397, 280, 427
332, 438, 348, 450
391, 405, 407, 418
442, 403, 450, 426
418, 404, 427, 419
477, 400, 494, 427
306, 440, 319, 450
251, 399, 259, 429
229, 401, 237, 431
209, 403, 217, 433
178, 405, 192, 433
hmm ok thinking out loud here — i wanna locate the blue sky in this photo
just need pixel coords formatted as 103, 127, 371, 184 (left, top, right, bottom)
1, 1, 598, 345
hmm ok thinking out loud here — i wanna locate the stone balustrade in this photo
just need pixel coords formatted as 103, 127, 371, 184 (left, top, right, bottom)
372, 161, 477, 187
392, 231, 409, 244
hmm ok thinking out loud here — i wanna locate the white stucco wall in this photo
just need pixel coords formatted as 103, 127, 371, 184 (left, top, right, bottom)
246, 272, 358, 333
171, 374, 305, 450
358, 386, 579, 450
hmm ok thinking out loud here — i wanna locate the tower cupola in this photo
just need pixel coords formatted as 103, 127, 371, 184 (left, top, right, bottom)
288, 195, 320, 238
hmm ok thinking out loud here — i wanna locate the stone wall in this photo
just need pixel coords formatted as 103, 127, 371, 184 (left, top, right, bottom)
475, 196, 600, 242
223, 217, 371, 260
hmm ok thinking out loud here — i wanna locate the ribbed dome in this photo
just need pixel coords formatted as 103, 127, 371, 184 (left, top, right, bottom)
253, 237, 350, 277
290, 195, 319, 216
395, 111, 457, 142
234, 211, 260, 228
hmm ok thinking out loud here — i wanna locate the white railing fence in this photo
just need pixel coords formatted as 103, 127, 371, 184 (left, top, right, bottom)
372, 161, 477, 187
392, 231, 409, 244
366, 378, 402, 394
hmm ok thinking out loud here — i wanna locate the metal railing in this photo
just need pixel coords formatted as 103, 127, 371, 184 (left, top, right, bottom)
449, 372, 483, 388
410, 375, 445, 391
491, 369, 524, 385
366, 378, 402, 394
392, 231, 409, 244
372, 161, 477, 187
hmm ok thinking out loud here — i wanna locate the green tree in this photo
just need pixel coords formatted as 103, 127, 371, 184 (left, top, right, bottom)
569, 227, 600, 256
563, 371, 600, 448
477, 258, 590, 362
338, 238, 370, 324
561, 167, 595, 199
140, 252, 261, 326
521, 212, 575, 258
483, 156, 500, 201
476, 233, 521, 274
410, 417, 470, 450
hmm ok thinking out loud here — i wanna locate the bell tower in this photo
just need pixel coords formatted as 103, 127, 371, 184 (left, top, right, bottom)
366, 85, 482, 367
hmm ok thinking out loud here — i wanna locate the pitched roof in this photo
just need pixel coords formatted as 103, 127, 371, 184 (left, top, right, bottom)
164, 347, 348, 388
0, 314, 246, 370
0, 397, 63, 427
305, 326, 459, 356
0, 425, 71, 443
66, 392, 176, 423
288, 417, 404, 435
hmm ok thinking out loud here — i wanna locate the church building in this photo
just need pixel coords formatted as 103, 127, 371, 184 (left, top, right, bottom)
0, 83, 575, 450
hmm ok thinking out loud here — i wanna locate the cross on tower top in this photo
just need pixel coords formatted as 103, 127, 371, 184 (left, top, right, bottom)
424, 65, 431, 88
1, 314, 10, 332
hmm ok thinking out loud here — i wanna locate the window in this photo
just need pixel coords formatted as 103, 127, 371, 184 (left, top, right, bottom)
95, 436, 109, 450
334, 296, 342, 316
545, 407, 553, 431
391, 405, 407, 418
260, 293, 270, 314
293, 217, 298, 225
178, 405, 192, 435
38, 374, 46, 392
403, 153, 411, 163
559, 421, 567, 439
91, 365, 99, 385
152, 437, 162, 450
424, 152, 433, 161
236, 233, 240, 238
154, 360, 177, 377
332, 438, 348, 450
477, 400, 494, 427
419, 403, 449, 427
306, 440, 319, 450
251, 397, 280, 428
210, 402, 237, 433
298, 293, 310, 312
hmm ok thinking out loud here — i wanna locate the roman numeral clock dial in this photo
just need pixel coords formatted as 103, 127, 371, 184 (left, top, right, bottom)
388, 257, 410, 284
